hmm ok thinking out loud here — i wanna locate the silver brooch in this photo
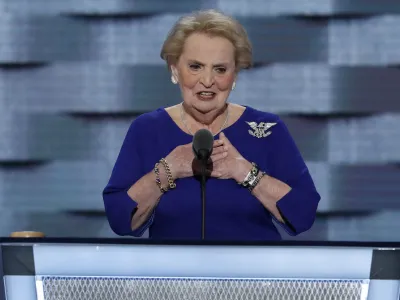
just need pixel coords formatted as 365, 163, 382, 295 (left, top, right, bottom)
246, 121, 277, 138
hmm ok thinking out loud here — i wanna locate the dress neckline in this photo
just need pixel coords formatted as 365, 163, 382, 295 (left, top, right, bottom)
161, 105, 250, 138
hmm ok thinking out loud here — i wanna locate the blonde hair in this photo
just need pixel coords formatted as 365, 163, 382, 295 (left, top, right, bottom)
160, 9, 252, 71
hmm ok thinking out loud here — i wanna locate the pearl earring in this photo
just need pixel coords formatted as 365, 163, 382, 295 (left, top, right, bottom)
232, 81, 236, 91
171, 76, 178, 84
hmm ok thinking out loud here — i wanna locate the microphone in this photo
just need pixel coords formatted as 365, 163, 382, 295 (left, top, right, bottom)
192, 129, 214, 240
192, 129, 214, 162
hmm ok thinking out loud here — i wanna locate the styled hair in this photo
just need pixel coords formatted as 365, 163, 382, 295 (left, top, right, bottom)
160, 9, 252, 71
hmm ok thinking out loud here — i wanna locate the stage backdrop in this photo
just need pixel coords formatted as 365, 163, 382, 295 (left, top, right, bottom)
0, 0, 399, 240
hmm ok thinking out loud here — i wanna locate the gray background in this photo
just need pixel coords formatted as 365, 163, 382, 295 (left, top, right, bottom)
0, 0, 399, 241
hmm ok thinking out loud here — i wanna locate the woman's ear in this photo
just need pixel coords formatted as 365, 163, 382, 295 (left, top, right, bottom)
170, 65, 179, 82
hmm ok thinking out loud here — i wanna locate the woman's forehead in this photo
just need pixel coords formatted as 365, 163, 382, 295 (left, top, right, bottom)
181, 33, 235, 63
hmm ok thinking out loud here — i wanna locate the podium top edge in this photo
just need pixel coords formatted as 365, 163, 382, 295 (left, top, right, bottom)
1, 237, 400, 249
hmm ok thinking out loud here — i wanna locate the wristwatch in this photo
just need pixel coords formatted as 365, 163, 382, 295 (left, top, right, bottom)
239, 163, 259, 188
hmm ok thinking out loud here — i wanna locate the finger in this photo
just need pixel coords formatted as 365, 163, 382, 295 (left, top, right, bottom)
210, 151, 228, 163
213, 139, 224, 148
209, 169, 222, 178
211, 145, 228, 155
219, 132, 231, 145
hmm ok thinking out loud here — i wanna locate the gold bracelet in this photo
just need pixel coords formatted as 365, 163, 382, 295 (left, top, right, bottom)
159, 158, 176, 189
154, 162, 168, 193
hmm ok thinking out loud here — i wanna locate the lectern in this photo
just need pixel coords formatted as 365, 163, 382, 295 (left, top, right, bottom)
1, 238, 399, 299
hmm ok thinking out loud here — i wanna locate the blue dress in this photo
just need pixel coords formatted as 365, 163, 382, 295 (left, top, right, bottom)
103, 106, 320, 241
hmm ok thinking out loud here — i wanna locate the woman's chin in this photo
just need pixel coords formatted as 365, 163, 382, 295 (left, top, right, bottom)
193, 97, 225, 110
193, 104, 220, 115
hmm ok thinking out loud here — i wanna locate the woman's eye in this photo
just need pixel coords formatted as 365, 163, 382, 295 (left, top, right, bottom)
189, 64, 201, 70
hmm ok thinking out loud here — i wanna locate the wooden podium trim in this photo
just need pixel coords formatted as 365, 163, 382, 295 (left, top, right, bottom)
10, 231, 45, 238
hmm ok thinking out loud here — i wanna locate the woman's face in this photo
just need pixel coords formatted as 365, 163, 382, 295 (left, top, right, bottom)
171, 33, 237, 115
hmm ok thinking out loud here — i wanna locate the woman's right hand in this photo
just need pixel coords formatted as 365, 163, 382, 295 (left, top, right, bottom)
164, 143, 195, 179
165, 139, 227, 179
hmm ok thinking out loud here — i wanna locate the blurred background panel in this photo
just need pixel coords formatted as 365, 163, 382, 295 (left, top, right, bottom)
0, 0, 399, 240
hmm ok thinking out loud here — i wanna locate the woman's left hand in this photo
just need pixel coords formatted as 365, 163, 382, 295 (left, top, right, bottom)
208, 132, 252, 182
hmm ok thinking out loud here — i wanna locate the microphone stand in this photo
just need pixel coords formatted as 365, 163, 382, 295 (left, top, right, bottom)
192, 129, 213, 240
200, 163, 206, 240
197, 150, 208, 240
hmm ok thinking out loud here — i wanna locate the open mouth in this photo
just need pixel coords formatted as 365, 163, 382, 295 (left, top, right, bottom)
196, 91, 216, 100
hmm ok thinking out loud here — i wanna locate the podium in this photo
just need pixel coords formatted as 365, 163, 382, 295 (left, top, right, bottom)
1, 238, 400, 299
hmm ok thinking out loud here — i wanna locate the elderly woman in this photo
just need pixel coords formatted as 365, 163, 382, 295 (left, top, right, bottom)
103, 10, 320, 240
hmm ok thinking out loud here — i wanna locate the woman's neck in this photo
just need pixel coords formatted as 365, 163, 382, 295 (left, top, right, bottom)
181, 103, 229, 135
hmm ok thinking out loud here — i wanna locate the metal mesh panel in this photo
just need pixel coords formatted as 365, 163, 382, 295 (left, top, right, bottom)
39, 276, 368, 300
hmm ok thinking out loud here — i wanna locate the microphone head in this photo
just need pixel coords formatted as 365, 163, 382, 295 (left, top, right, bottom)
192, 129, 214, 161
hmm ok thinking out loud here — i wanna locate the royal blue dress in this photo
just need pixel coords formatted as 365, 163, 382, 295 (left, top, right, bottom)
103, 106, 320, 241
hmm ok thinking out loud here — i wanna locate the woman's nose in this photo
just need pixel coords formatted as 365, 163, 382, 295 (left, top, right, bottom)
199, 70, 215, 87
